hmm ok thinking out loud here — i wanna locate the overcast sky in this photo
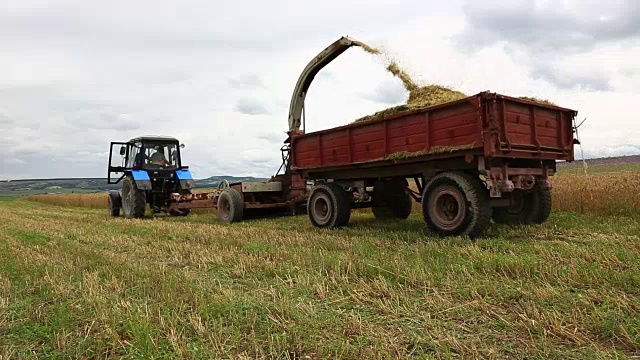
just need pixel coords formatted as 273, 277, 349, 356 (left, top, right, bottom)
1, 0, 638, 180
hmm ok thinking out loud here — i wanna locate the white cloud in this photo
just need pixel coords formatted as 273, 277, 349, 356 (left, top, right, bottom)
0, 0, 637, 179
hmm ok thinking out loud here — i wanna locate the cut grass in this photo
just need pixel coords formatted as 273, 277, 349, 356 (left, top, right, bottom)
1, 198, 640, 358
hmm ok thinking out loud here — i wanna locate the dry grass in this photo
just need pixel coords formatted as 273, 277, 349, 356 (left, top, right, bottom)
385, 144, 476, 161
551, 167, 640, 217
2, 195, 640, 358
519, 96, 556, 106
23, 193, 108, 209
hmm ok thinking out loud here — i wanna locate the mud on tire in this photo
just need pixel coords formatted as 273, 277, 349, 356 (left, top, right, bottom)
308, 182, 351, 228
422, 171, 492, 238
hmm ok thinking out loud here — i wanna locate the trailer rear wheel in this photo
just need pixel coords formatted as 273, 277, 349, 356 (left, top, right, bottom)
308, 183, 351, 228
372, 179, 412, 220
493, 188, 552, 225
122, 176, 146, 219
531, 189, 552, 224
492, 190, 534, 225
217, 188, 243, 223
422, 172, 491, 238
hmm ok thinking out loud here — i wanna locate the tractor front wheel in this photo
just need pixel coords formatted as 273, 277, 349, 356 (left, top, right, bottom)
217, 188, 243, 223
122, 176, 146, 219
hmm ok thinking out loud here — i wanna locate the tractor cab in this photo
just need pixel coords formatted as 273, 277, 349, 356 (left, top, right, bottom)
108, 136, 187, 183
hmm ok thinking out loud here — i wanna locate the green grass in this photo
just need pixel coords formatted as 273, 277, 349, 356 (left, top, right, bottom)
1, 199, 639, 359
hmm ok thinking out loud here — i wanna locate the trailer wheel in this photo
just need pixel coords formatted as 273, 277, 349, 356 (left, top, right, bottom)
308, 183, 351, 228
121, 176, 147, 219
217, 188, 243, 223
422, 172, 491, 238
492, 190, 535, 225
493, 189, 552, 225
371, 179, 412, 220
107, 190, 121, 217
531, 189, 552, 224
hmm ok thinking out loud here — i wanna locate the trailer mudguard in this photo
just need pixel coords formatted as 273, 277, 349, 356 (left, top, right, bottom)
130, 170, 152, 190
175, 169, 195, 189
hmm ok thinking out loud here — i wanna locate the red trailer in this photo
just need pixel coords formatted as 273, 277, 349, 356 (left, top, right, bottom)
284, 37, 579, 238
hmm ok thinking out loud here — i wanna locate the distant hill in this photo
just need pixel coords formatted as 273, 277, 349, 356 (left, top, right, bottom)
0, 175, 269, 196
557, 154, 640, 167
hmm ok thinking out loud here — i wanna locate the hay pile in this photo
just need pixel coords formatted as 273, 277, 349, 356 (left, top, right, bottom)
351, 40, 557, 123
352, 42, 468, 123
518, 96, 556, 106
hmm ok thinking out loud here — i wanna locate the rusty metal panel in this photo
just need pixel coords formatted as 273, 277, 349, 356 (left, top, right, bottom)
241, 181, 283, 193
289, 91, 576, 173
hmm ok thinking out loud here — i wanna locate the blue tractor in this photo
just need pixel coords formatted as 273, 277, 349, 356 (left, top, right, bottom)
107, 135, 196, 218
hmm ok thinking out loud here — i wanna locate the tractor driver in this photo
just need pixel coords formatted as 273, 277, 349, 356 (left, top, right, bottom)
149, 146, 171, 167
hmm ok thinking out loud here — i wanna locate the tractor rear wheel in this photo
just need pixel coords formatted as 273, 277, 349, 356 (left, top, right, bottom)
308, 182, 351, 228
122, 176, 146, 219
371, 178, 413, 220
217, 188, 243, 223
422, 171, 492, 238
107, 190, 121, 217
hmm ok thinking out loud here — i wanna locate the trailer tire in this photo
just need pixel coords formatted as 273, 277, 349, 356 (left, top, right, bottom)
108, 190, 121, 217
422, 172, 491, 238
372, 179, 412, 220
493, 188, 552, 225
531, 189, 552, 224
217, 188, 243, 223
308, 182, 351, 228
122, 176, 146, 219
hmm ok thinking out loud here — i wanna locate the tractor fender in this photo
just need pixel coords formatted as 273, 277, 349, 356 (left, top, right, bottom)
129, 170, 152, 190
175, 169, 195, 189
108, 190, 122, 208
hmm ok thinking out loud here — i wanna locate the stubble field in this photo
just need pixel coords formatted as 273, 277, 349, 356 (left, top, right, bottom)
1, 162, 639, 359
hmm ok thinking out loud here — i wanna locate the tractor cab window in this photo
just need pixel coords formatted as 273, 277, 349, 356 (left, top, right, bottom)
141, 143, 179, 169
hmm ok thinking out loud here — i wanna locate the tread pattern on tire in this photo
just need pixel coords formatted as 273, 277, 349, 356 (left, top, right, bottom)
422, 171, 492, 238
308, 182, 351, 228
493, 188, 552, 225
531, 189, 552, 224
123, 176, 146, 219
217, 188, 243, 223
